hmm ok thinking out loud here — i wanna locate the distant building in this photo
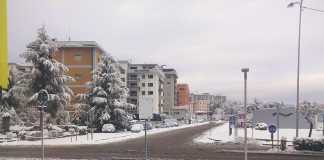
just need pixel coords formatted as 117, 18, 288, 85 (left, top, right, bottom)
176, 84, 190, 106
190, 93, 226, 115
162, 68, 177, 115
117, 60, 129, 103
126, 64, 165, 119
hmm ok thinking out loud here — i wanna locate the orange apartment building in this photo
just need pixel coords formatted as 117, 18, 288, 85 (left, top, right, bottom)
53, 41, 105, 110
176, 84, 190, 106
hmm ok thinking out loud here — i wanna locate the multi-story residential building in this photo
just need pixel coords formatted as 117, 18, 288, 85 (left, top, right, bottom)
117, 60, 129, 104
162, 68, 177, 115
190, 93, 226, 114
53, 41, 106, 110
176, 84, 190, 106
126, 64, 165, 119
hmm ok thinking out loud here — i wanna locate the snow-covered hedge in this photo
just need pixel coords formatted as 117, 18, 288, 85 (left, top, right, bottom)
102, 124, 116, 133
293, 138, 324, 151
130, 124, 144, 133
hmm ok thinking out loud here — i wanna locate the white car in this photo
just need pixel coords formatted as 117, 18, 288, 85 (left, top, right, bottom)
255, 122, 268, 130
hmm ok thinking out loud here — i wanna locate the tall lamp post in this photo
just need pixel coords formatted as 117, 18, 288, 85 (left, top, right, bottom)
287, 0, 324, 138
241, 68, 249, 160
287, 0, 303, 138
37, 89, 49, 160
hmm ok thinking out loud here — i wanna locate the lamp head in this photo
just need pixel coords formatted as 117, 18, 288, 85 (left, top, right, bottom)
287, 1, 300, 8
241, 68, 249, 73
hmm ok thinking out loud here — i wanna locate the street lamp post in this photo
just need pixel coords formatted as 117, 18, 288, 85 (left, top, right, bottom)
287, 0, 324, 138
37, 89, 49, 160
241, 68, 249, 160
287, 0, 303, 138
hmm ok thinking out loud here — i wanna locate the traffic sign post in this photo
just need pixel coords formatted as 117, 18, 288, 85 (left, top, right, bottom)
37, 89, 49, 160
268, 125, 277, 149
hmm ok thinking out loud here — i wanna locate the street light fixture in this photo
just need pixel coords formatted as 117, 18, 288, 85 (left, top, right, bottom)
241, 68, 249, 160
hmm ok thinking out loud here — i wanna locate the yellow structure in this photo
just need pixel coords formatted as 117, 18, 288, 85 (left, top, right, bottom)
0, 0, 8, 89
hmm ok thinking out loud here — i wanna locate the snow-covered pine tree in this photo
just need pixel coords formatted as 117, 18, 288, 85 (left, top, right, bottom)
0, 67, 25, 131
76, 55, 134, 130
19, 26, 74, 124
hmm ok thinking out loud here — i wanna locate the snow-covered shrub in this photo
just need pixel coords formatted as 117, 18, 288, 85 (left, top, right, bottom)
6, 132, 17, 139
144, 122, 153, 130
48, 124, 64, 132
293, 138, 324, 151
25, 130, 49, 141
77, 126, 88, 135
102, 123, 116, 133
48, 130, 63, 138
130, 124, 144, 133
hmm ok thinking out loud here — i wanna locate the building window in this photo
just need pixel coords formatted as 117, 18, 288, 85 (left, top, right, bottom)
120, 69, 125, 74
148, 74, 153, 79
130, 66, 137, 70
142, 74, 145, 79
148, 91, 153, 95
142, 91, 145, 95
130, 82, 137, 87
74, 52, 82, 61
142, 83, 145, 87
129, 74, 137, 80
148, 83, 153, 87
130, 91, 137, 96
121, 78, 125, 82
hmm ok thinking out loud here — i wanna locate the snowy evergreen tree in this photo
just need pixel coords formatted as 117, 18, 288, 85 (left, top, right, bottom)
76, 55, 134, 130
0, 67, 25, 130
19, 26, 74, 124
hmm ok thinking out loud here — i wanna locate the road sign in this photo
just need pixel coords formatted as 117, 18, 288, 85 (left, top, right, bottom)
268, 124, 276, 134
38, 89, 49, 106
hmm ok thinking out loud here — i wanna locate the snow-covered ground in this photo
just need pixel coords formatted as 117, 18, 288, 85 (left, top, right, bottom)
0, 122, 209, 146
194, 122, 324, 144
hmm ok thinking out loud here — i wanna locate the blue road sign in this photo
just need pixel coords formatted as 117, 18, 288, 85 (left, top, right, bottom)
268, 124, 276, 133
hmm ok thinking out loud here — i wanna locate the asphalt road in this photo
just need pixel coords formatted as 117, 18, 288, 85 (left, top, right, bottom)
0, 123, 323, 160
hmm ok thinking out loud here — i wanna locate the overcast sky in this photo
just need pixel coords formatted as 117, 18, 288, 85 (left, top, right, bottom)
7, 0, 324, 103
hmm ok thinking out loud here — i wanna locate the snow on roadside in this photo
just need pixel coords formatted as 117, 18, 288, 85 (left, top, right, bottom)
0, 122, 209, 146
194, 122, 324, 144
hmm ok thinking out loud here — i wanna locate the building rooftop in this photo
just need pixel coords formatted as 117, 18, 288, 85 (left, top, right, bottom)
162, 68, 178, 78
56, 41, 108, 55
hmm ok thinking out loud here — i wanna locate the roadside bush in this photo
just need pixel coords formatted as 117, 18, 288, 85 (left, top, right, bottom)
293, 138, 324, 151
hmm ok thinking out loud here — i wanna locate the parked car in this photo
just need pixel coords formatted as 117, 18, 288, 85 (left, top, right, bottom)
255, 122, 267, 130
164, 119, 179, 127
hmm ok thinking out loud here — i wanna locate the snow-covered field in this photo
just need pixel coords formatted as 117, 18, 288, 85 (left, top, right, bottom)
0, 122, 208, 146
194, 122, 324, 144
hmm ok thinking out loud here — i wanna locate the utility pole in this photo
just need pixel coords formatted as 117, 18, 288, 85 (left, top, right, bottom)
241, 68, 249, 160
